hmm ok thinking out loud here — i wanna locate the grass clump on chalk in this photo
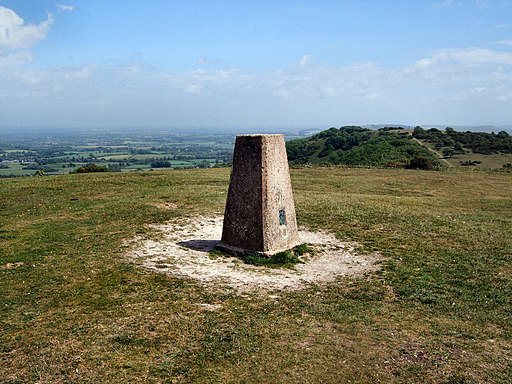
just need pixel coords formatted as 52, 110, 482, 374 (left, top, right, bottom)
241, 243, 311, 268
211, 243, 312, 268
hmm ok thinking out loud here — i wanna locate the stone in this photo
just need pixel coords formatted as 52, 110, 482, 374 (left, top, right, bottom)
218, 134, 300, 255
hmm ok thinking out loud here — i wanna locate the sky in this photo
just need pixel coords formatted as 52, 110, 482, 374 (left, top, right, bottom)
1, 0, 512, 131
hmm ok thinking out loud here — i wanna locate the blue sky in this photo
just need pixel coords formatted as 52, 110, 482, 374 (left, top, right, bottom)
1, 1, 512, 130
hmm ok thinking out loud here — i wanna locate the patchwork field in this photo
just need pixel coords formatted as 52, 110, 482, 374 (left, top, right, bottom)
1, 167, 511, 383
0, 131, 236, 177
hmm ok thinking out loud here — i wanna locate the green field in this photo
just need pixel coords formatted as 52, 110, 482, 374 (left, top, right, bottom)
0, 131, 235, 177
0, 163, 35, 177
0, 162, 109, 177
0, 162, 80, 177
1, 168, 511, 383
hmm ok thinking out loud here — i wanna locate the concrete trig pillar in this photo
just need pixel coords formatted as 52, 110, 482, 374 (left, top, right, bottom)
218, 134, 300, 255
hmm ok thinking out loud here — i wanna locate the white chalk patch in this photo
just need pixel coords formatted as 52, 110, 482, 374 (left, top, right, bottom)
126, 216, 380, 293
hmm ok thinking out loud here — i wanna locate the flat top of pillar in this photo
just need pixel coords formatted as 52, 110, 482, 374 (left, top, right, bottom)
236, 134, 284, 138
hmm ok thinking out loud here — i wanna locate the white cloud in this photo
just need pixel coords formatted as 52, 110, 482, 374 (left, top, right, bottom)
56, 4, 74, 12
364, 92, 381, 100
433, 0, 497, 10
196, 56, 209, 65
432, 0, 453, 9
412, 48, 512, 68
496, 92, 512, 101
183, 84, 203, 94
1, 44, 512, 128
298, 54, 313, 68
0, 6, 53, 52
0, 50, 32, 66
62, 65, 95, 80
495, 39, 512, 46
475, 0, 490, 10
452, 48, 512, 65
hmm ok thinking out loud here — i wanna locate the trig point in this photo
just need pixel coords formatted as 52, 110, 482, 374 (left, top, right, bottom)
218, 134, 300, 256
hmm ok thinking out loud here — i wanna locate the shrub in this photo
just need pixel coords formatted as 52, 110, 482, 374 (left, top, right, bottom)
150, 160, 172, 168
70, 163, 109, 174
406, 157, 440, 170
459, 160, 481, 166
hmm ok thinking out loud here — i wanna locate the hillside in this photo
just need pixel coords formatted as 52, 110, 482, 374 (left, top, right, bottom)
1, 168, 511, 383
286, 126, 440, 169
286, 126, 512, 170
412, 127, 512, 169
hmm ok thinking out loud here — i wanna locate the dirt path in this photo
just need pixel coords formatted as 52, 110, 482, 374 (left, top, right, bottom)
412, 138, 453, 167
126, 216, 380, 294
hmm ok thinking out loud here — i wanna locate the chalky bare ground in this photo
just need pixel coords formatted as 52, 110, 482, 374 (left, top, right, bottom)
128, 216, 379, 292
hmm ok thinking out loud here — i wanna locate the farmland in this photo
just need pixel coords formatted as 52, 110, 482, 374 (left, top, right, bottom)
0, 129, 237, 177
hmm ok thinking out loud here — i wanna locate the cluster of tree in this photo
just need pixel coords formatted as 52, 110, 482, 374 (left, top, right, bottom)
286, 126, 440, 169
150, 160, 172, 168
460, 160, 482, 166
0, 174, 25, 178
130, 148, 152, 155
69, 163, 110, 174
35, 156, 90, 165
413, 127, 512, 155
107, 164, 122, 172
22, 164, 59, 172
378, 126, 405, 132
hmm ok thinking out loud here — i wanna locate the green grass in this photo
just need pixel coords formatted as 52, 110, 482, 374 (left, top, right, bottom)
1, 167, 511, 383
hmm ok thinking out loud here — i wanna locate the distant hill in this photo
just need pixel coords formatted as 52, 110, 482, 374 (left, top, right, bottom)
412, 127, 512, 169
286, 126, 440, 169
412, 126, 512, 155
361, 124, 512, 134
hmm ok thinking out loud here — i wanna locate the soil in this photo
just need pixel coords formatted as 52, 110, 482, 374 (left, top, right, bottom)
126, 216, 380, 293
0, 262, 25, 270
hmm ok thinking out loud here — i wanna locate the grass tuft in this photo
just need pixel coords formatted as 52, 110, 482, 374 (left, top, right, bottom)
211, 243, 312, 268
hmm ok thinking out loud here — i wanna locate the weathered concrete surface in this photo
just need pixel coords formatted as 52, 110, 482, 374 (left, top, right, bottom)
218, 134, 300, 255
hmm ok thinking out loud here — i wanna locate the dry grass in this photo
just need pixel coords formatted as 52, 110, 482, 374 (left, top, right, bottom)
415, 138, 512, 169
446, 151, 512, 169
1, 167, 511, 383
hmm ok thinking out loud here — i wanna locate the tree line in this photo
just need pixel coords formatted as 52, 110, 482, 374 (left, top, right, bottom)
286, 126, 440, 169
412, 127, 512, 155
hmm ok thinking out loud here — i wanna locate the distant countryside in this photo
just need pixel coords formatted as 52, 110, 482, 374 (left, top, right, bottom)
1, 126, 512, 178
0, 131, 237, 178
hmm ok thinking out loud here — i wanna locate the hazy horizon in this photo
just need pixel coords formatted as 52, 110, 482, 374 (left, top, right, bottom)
1, 123, 511, 141
1, 1, 512, 130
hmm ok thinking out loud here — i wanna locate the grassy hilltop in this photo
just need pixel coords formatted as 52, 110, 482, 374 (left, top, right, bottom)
1, 167, 511, 383
286, 126, 512, 170
286, 126, 439, 168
